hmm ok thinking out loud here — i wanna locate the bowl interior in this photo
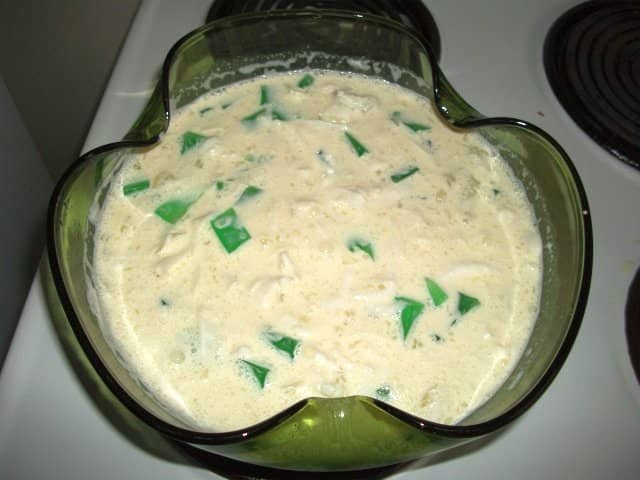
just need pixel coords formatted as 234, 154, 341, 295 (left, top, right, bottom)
47, 10, 591, 470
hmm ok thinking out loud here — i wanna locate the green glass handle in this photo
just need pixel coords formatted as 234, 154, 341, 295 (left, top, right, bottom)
433, 66, 484, 126
124, 84, 168, 143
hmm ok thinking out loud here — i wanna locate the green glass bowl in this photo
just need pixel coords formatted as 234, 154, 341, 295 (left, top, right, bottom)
46, 10, 592, 472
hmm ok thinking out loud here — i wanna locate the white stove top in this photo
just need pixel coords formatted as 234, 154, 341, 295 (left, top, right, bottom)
1, 1, 639, 478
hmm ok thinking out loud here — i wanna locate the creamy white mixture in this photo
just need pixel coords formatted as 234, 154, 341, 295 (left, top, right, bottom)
90, 72, 542, 431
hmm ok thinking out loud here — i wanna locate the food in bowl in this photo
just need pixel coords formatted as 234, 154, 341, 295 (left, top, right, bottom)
89, 70, 542, 431
48, 10, 591, 471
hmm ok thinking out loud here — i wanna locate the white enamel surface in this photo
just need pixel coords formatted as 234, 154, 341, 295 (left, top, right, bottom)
1, 1, 639, 479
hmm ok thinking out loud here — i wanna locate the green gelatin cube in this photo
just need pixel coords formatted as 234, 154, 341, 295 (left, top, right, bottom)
180, 131, 207, 154
155, 198, 196, 224
344, 131, 369, 157
404, 121, 431, 132
211, 208, 251, 253
375, 385, 391, 399
390, 111, 431, 132
241, 360, 270, 389
123, 179, 150, 196
271, 108, 288, 121
390, 166, 419, 183
245, 153, 270, 164
260, 85, 270, 105
297, 73, 315, 89
458, 292, 480, 315
241, 108, 267, 126
316, 149, 331, 167
395, 296, 425, 340
264, 331, 300, 360
347, 238, 375, 260
425, 278, 448, 306
237, 185, 263, 204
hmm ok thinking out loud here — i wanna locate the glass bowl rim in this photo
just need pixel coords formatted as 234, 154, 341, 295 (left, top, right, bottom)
46, 9, 593, 445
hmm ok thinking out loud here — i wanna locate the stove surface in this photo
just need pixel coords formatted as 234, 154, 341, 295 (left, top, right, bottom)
544, 1, 640, 171
1, 1, 639, 479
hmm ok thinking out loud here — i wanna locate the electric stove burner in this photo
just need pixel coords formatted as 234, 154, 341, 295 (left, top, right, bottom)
544, 1, 640, 171
206, 0, 441, 61
626, 267, 640, 385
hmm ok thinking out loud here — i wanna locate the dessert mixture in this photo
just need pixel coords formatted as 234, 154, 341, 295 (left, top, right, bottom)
90, 71, 542, 431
